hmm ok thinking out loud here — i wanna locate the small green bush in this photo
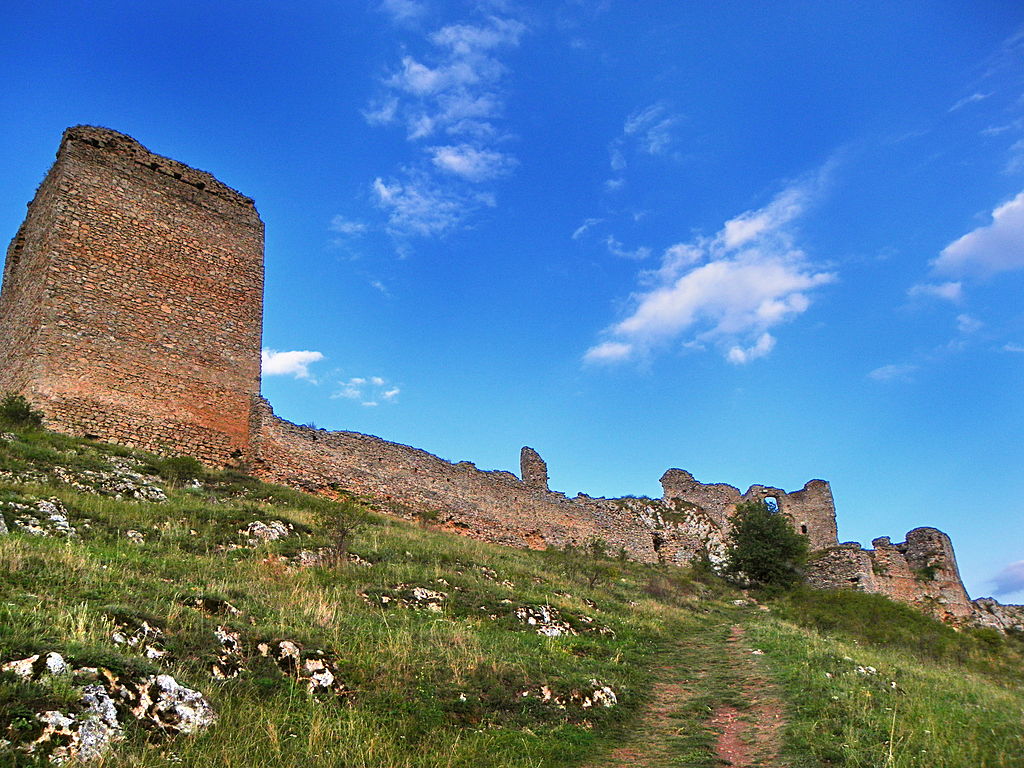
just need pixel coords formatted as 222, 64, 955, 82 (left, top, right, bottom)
0, 394, 44, 430
154, 454, 206, 487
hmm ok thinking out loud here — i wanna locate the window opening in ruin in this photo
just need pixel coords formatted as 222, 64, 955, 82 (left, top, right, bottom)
6, 233, 25, 274
800, 524, 808, 535
764, 495, 779, 514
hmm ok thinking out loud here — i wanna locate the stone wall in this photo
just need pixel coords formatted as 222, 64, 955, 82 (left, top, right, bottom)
2, 124, 1006, 631
805, 527, 975, 624
971, 598, 1024, 633
0, 126, 264, 466
659, 469, 839, 551
520, 446, 549, 491
250, 397, 737, 565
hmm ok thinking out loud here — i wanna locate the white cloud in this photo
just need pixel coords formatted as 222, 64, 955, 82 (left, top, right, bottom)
948, 92, 992, 112
1006, 139, 1024, 174
991, 560, 1024, 596
372, 175, 492, 235
429, 144, 516, 181
907, 281, 963, 303
261, 349, 324, 379
956, 313, 983, 334
572, 217, 603, 240
363, 97, 399, 126
727, 333, 776, 365
583, 341, 634, 364
430, 16, 525, 54
604, 178, 625, 192
379, 0, 428, 25
868, 363, 918, 382
585, 171, 835, 364
331, 376, 401, 406
934, 191, 1024, 277
366, 13, 526, 236
605, 235, 652, 261
330, 216, 368, 236
719, 185, 808, 249
1003, 342, 1024, 353
623, 103, 679, 155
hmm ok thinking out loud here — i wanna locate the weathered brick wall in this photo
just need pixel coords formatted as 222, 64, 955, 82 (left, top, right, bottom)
805, 528, 975, 624
251, 397, 733, 565
520, 446, 549, 491
0, 126, 264, 465
659, 469, 839, 551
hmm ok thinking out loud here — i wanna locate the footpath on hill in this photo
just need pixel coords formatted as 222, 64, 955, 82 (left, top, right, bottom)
593, 608, 785, 768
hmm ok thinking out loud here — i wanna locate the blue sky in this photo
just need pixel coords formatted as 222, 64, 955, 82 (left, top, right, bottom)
1, 1, 1022, 601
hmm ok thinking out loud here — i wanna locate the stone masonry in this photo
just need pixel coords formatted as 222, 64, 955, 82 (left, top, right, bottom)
804, 528, 976, 624
2, 126, 1016, 629
520, 446, 549, 491
659, 469, 838, 551
0, 126, 264, 465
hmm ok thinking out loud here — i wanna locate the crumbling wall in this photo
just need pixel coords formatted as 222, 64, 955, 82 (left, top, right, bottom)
0, 126, 264, 465
251, 398, 729, 566
805, 528, 975, 624
660, 470, 839, 551
971, 598, 1024, 633
804, 543, 877, 591
252, 398, 658, 559
520, 446, 549, 491
659, 470, 740, 528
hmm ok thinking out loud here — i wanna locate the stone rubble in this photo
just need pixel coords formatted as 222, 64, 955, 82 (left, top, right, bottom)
1, 498, 78, 538
0, 651, 216, 764
514, 605, 577, 637
110, 616, 168, 661
362, 584, 448, 612
519, 679, 618, 710
239, 519, 292, 544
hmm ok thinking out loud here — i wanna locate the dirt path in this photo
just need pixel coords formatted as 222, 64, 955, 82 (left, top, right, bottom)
708, 624, 785, 767
592, 615, 785, 768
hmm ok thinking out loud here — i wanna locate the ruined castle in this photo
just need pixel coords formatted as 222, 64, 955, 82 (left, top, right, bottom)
1, 126, 1019, 631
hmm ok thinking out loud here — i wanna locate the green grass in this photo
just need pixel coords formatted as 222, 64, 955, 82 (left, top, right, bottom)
0, 425, 1022, 767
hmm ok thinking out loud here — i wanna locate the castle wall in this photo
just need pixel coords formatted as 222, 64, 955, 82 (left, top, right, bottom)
0, 126, 264, 465
805, 528, 975, 624
520, 446, 549, 491
1, 124, 999, 631
660, 470, 839, 551
251, 397, 667, 560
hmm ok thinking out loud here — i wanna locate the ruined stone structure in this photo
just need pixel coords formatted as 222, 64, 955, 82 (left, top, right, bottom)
658, 469, 838, 552
0, 126, 263, 466
520, 446, 549, 491
2, 126, 1017, 629
804, 529, 976, 624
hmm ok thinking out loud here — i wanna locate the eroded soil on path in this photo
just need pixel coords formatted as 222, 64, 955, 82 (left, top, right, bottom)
708, 624, 785, 767
593, 612, 785, 768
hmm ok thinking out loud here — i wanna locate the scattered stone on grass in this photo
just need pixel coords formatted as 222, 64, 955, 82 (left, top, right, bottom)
361, 584, 448, 612
1, 498, 78, 538
239, 520, 293, 544
519, 680, 618, 711
1, 651, 215, 764
514, 605, 578, 637
110, 616, 168, 662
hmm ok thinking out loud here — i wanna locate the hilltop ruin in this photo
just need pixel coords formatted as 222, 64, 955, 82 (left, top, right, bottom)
1, 126, 1018, 630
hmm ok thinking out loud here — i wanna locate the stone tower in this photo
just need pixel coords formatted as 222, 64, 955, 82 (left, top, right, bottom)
0, 126, 264, 465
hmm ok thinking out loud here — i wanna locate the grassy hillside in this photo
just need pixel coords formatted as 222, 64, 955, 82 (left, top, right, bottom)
0, 423, 1021, 767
